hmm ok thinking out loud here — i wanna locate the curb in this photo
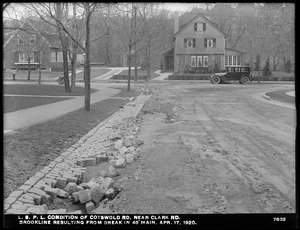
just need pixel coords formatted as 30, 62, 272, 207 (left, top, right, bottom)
4, 93, 151, 214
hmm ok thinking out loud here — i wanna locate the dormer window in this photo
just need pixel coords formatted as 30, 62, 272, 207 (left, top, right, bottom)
194, 22, 206, 32
30, 35, 36, 44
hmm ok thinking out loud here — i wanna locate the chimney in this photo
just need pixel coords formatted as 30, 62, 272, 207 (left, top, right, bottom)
174, 12, 179, 33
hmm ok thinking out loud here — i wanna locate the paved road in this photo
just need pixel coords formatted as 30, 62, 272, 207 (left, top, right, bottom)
115, 83, 296, 214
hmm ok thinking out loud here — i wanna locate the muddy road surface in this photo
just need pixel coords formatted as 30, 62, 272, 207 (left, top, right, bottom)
111, 82, 295, 214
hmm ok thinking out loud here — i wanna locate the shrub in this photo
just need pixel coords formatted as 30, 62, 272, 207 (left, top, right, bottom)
285, 58, 292, 73
262, 57, 273, 78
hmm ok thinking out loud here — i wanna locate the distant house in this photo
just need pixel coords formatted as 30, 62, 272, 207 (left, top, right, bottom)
162, 13, 245, 73
3, 20, 84, 72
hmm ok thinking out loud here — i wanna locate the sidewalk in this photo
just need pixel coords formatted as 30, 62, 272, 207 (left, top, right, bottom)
3, 83, 120, 134
152, 70, 171, 80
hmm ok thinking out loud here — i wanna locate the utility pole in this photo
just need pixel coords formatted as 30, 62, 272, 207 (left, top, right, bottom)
134, 5, 138, 81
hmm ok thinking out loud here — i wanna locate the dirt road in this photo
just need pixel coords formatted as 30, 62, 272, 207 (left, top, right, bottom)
110, 82, 295, 214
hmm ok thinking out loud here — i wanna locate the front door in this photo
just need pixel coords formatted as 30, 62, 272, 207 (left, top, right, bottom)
165, 55, 174, 72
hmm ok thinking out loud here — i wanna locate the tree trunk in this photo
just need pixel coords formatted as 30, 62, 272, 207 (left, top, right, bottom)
27, 59, 31, 80
84, 4, 91, 111
127, 46, 132, 92
38, 50, 42, 84
56, 2, 71, 92
71, 55, 76, 89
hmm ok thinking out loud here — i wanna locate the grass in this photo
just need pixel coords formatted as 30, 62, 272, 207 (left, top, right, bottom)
4, 96, 72, 113
3, 68, 111, 81
252, 71, 295, 78
76, 68, 111, 80
116, 69, 160, 79
266, 89, 295, 104
3, 86, 140, 199
3, 84, 97, 96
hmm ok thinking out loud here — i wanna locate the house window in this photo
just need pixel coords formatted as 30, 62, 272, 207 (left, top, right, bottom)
17, 35, 24, 44
204, 38, 216, 48
57, 52, 63, 62
194, 22, 206, 32
228, 56, 232, 65
30, 35, 35, 44
225, 55, 241, 66
191, 56, 197, 67
203, 56, 208, 67
19, 52, 34, 62
197, 56, 202, 67
184, 38, 196, 48
191, 55, 208, 67
51, 52, 57, 62
233, 56, 237, 65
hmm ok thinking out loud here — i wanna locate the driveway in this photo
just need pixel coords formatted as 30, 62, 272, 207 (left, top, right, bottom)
111, 82, 296, 214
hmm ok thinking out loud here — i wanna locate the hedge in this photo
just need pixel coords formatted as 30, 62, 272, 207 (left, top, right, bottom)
168, 74, 294, 81
168, 74, 211, 80
111, 74, 148, 80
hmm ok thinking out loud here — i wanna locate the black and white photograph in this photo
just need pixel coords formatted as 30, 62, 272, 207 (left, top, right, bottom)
3, 2, 296, 228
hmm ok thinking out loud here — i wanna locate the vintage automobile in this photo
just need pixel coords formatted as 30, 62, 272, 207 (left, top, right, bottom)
210, 66, 253, 84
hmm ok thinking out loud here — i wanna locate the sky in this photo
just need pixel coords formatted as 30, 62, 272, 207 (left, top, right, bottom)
163, 3, 202, 12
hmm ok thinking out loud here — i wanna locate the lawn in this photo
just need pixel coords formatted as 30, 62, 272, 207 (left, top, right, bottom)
4, 96, 72, 113
251, 71, 295, 78
3, 84, 97, 96
3, 86, 140, 199
3, 84, 98, 113
3, 68, 111, 81
76, 68, 111, 80
116, 69, 160, 79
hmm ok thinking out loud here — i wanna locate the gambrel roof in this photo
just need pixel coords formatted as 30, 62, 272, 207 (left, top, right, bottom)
173, 12, 228, 39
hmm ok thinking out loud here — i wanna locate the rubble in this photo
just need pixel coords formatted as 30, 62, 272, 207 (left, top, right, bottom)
5, 93, 150, 214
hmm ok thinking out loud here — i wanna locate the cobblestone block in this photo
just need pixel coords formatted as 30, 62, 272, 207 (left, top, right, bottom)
22, 193, 42, 205
44, 187, 58, 200
4, 203, 11, 211
27, 204, 48, 214
72, 192, 79, 202
114, 157, 126, 168
123, 138, 133, 147
56, 177, 67, 189
104, 188, 119, 200
78, 189, 92, 204
89, 186, 105, 204
6, 208, 30, 214
35, 172, 46, 178
96, 155, 109, 164
33, 182, 46, 190
85, 201, 95, 214
114, 140, 123, 150
125, 153, 134, 164
28, 188, 47, 197
67, 210, 82, 214
24, 179, 38, 187
47, 209, 67, 214
119, 146, 129, 156
101, 177, 114, 192
9, 190, 24, 199
64, 182, 78, 194
18, 196, 35, 205
65, 175, 78, 183
108, 165, 120, 177
86, 181, 100, 189
5, 196, 18, 205
57, 189, 69, 198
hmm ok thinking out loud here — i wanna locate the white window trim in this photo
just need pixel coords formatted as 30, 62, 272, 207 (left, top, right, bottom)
19, 52, 35, 63
196, 22, 204, 32
187, 39, 193, 48
225, 55, 241, 66
190, 55, 208, 67
191, 56, 197, 67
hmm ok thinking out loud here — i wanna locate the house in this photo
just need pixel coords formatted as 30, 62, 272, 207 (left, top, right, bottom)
161, 12, 245, 73
3, 20, 84, 72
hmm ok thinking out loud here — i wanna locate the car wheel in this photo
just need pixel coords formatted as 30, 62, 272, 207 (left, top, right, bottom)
240, 76, 250, 84
211, 76, 221, 84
